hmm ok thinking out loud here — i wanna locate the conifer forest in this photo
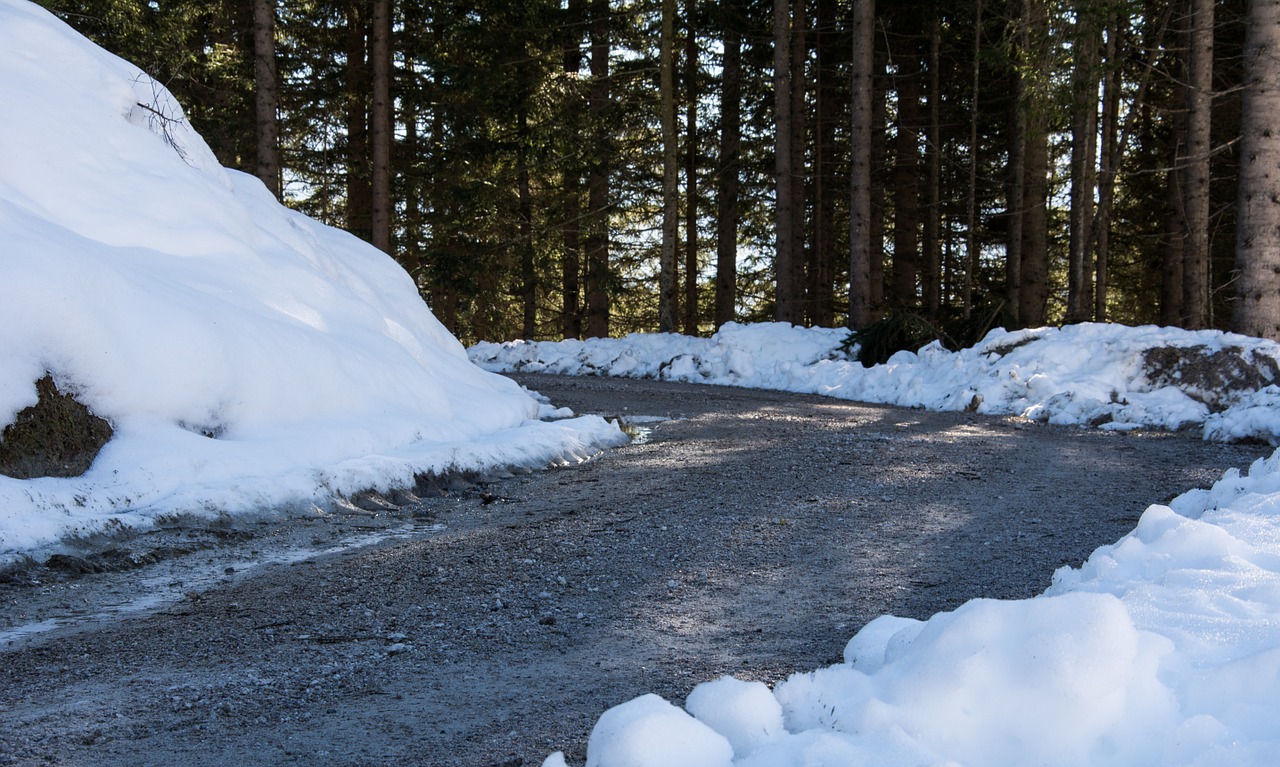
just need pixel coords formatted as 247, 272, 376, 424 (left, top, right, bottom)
38, 0, 1280, 345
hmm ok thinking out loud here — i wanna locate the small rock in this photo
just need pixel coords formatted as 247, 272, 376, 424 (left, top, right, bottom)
352, 492, 399, 513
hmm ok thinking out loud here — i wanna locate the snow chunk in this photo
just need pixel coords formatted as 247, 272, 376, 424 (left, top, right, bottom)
685, 677, 784, 758
585, 693, 733, 767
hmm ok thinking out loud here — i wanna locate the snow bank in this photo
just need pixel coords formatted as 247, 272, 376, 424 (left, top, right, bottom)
0, 0, 623, 558
472, 321, 1280, 442
548, 451, 1280, 767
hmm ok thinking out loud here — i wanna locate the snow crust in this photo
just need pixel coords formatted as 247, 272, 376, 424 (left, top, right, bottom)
473, 321, 1280, 441
0, 0, 623, 558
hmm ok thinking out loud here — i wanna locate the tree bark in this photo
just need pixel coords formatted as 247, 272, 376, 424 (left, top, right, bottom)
1232, 0, 1280, 340
1093, 14, 1122, 323
683, 0, 700, 335
714, 0, 742, 330
562, 168, 583, 339
891, 58, 921, 310
773, 0, 801, 323
789, 0, 807, 321
847, 0, 875, 327
402, 56, 421, 285
1066, 4, 1099, 324
585, 0, 611, 338
562, 0, 585, 339
870, 48, 887, 317
518, 105, 536, 339
1006, 43, 1026, 327
1162, 157, 1186, 326
963, 0, 982, 318
923, 17, 942, 321
252, 0, 281, 199
370, 0, 392, 254
345, 3, 372, 243
1019, 0, 1050, 327
809, 0, 837, 327
1181, 0, 1213, 329
659, 0, 679, 333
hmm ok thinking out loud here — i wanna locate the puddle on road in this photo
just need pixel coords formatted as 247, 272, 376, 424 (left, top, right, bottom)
0, 519, 446, 651
615, 415, 670, 446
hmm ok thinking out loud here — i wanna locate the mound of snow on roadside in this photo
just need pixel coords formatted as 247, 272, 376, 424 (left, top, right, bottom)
471, 321, 1280, 442
0, 0, 623, 558
546, 450, 1280, 767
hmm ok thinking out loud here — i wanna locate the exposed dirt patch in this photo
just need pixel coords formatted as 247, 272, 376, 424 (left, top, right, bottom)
0, 374, 112, 479
0, 374, 1270, 767
1142, 344, 1280, 410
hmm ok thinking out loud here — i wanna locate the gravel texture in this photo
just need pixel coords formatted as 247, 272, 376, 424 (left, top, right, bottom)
0, 373, 1270, 767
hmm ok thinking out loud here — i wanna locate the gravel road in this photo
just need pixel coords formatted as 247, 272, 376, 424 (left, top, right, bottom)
0, 374, 1270, 767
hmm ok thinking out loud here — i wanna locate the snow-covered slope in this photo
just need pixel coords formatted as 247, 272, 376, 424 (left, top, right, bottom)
0, 0, 622, 557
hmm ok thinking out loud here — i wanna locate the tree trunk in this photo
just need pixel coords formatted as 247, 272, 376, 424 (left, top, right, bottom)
1093, 14, 1122, 323
402, 69, 419, 279
1019, 0, 1050, 327
870, 48, 887, 317
518, 105, 536, 339
563, 169, 583, 339
891, 60, 920, 310
1181, 0, 1213, 329
847, 0, 875, 327
1066, 5, 1099, 324
252, 0, 281, 199
659, 0, 679, 333
1006, 57, 1026, 327
370, 0, 392, 254
714, 0, 742, 330
345, 3, 372, 243
1232, 0, 1280, 340
683, 0, 699, 335
1162, 157, 1186, 326
809, 0, 837, 328
923, 17, 942, 321
773, 0, 801, 323
562, 0, 585, 339
585, 0, 611, 338
789, 0, 807, 321
426, 19, 452, 329
963, 0, 982, 318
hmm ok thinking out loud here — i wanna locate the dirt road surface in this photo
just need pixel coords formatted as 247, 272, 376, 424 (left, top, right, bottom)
0, 374, 1270, 766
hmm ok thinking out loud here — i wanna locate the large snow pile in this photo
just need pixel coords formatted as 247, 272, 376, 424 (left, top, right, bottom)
545, 451, 1280, 767
0, 0, 623, 558
472, 321, 1280, 443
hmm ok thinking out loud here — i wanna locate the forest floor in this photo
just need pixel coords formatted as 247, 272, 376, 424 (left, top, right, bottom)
0, 374, 1270, 767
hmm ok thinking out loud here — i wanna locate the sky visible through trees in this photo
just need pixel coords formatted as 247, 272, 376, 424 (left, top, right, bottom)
37, 0, 1280, 344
